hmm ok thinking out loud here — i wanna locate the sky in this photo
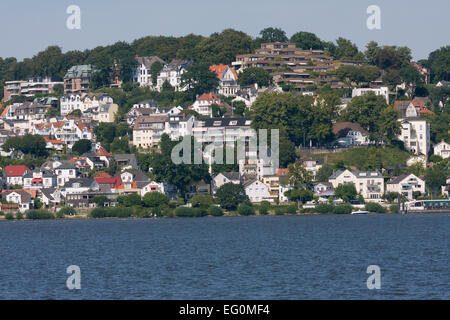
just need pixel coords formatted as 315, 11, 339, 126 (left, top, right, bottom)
1, 0, 449, 61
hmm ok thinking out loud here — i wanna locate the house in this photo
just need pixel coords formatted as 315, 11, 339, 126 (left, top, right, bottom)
313, 182, 335, 200
156, 60, 193, 92
261, 175, 280, 202
407, 155, 427, 168
92, 103, 118, 123
394, 100, 433, 117
398, 117, 430, 156
3, 165, 30, 187
133, 115, 168, 149
352, 87, 389, 104
53, 161, 78, 187
188, 93, 224, 117
386, 174, 425, 200
115, 170, 150, 195
23, 169, 57, 190
64, 65, 96, 94
302, 159, 323, 181
185, 179, 211, 199
140, 181, 165, 197
94, 176, 121, 193
209, 65, 240, 96
442, 176, 450, 197
329, 169, 384, 202
132, 56, 166, 87
434, 140, 450, 159
44, 137, 64, 151
1, 189, 33, 213
114, 154, 138, 169
436, 80, 450, 87
192, 117, 253, 144
40, 188, 62, 208
332, 122, 369, 146
244, 178, 272, 203
212, 172, 240, 194
165, 113, 195, 140
62, 178, 99, 200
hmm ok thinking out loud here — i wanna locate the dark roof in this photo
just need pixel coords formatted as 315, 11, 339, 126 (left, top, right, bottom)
195, 117, 251, 128
64, 178, 95, 189
218, 172, 240, 181
332, 122, 369, 137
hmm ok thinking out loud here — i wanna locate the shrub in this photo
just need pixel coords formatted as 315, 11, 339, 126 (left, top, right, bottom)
59, 207, 76, 216
55, 210, 65, 219
190, 194, 214, 208
389, 204, 399, 213
26, 209, 55, 220
238, 204, 255, 216
315, 203, 335, 214
193, 207, 208, 217
15, 212, 24, 220
286, 203, 298, 214
90, 207, 132, 218
259, 201, 271, 215
208, 206, 224, 216
333, 204, 353, 214
365, 202, 386, 213
174, 207, 196, 217
0, 211, 5, 216
5, 213, 14, 220
142, 192, 169, 207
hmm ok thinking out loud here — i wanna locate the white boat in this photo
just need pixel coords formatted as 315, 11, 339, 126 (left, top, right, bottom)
351, 210, 369, 215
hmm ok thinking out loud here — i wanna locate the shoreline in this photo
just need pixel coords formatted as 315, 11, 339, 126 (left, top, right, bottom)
1, 210, 448, 222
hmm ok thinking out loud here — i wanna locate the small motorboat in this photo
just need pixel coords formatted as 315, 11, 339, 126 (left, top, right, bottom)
351, 210, 369, 215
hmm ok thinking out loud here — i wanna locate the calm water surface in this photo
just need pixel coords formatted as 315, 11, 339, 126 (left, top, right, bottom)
0, 214, 449, 299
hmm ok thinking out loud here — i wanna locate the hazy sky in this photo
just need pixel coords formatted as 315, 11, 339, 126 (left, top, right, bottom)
1, 0, 448, 61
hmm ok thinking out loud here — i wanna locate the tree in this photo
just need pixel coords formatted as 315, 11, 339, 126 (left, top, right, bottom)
238, 67, 272, 87
285, 189, 313, 204
427, 46, 450, 83
365, 41, 379, 65
334, 184, 357, 202
424, 165, 447, 195
216, 183, 249, 210
287, 162, 313, 190
258, 27, 288, 43
2, 134, 48, 158
290, 32, 324, 50
72, 139, 92, 155
181, 63, 219, 97
150, 61, 163, 85
316, 164, 334, 182
142, 192, 169, 207
334, 37, 363, 60
117, 193, 142, 207
92, 195, 108, 207
190, 194, 214, 208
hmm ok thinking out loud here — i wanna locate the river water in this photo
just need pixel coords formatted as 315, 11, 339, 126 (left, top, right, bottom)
0, 214, 449, 299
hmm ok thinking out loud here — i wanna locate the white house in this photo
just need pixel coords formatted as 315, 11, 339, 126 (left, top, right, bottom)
244, 178, 272, 203
434, 140, 450, 159
23, 169, 57, 190
386, 174, 425, 200
188, 93, 223, 117
156, 60, 193, 92
209, 65, 240, 97
3, 165, 30, 187
2, 190, 32, 213
53, 161, 78, 187
352, 86, 389, 104
212, 172, 240, 194
329, 169, 384, 202
132, 56, 166, 87
398, 118, 430, 155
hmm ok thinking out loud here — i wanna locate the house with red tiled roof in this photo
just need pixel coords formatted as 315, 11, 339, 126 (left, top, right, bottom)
2, 165, 31, 186
188, 93, 224, 117
43, 137, 64, 151
394, 99, 433, 116
209, 65, 240, 97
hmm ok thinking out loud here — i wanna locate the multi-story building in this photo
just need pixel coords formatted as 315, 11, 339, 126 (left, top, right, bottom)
398, 116, 430, 156
133, 115, 168, 149
329, 169, 384, 202
352, 87, 390, 104
132, 56, 166, 87
156, 60, 193, 91
3, 77, 63, 101
64, 65, 96, 94
386, 174, 425, 200
233, 42, 339, 91
188, 93, 224, 117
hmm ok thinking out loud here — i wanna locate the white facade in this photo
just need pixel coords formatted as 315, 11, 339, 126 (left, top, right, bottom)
244, 179, 272, 203
386, 174, 425, 200
398, 118, 430, 155
434, 140, 450, 159
352, 87, 389, 104
329, 169, 384, 202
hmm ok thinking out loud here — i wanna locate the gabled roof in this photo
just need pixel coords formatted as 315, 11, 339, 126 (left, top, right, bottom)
3, 165, 30, 177
209, 65, 238, 80
332, 122, 369, 136
216, 172, 240, 181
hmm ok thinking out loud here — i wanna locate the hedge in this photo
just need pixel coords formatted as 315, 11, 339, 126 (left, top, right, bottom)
238, 204, 255, 216
365, 202, 386, 213
208, 206, 224, 216
26, 209, 55, 220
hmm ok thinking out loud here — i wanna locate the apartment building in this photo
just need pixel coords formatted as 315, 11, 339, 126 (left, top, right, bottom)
3, 77, 63, 101
352, 87, 390, 104
133, 115, 168, 149
64, 65, 96, 94
329, 169, 384, 202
